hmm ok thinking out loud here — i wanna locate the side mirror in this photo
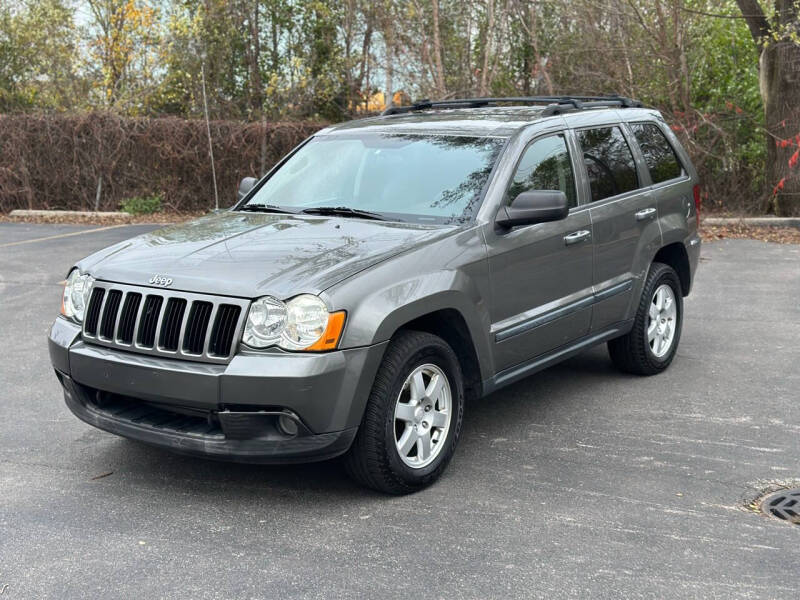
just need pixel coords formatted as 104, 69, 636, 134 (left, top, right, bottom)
495, 190, 569, 229
237, 177, 258, 202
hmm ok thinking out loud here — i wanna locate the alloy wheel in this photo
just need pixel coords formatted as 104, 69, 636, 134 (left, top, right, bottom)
393, 363, 452, 469
647, 283, 677, 358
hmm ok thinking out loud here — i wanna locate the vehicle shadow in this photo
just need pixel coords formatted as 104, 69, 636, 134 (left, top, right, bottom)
99, 346, 619, 501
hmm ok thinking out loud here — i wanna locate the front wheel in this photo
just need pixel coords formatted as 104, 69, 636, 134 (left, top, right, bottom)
608, 262, 683, 375
343, 331, 464, 494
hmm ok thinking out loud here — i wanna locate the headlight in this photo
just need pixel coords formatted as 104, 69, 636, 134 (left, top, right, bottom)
242, 294, 346, 351
61, 269, 94, 322
242, 296, 287, 347
282, 294, 329, 349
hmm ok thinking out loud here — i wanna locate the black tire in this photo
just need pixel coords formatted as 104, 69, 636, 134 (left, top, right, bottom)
343, 330, 464, 494
608, 262, 683, 375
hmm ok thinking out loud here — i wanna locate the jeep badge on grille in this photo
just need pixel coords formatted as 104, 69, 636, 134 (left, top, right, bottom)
149, 274, 173, 287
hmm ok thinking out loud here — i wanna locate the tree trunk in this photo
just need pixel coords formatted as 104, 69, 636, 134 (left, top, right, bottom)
247, 1, 262, 114
479, 0, 494, 96
355, 23, 373, 94
383, 15, 395, 110
343, 0, 354, 108
525, 2, 553, 95
672, 0, 691, 115
761, 40, 800, 216
270, 8, 279, 72
431, 0, 446, 97
737, 0, 800, 215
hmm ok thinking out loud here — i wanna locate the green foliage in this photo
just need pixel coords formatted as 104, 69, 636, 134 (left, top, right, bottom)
688, 1, 761, 113
121, 194, 162, 215
0, 0, 80, 112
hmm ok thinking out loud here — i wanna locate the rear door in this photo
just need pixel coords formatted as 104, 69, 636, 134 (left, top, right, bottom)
485, 132, 593, 371
572, 122, 662, 332
629, 120, 696, 251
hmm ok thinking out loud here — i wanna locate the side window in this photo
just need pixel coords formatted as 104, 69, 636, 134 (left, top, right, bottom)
577, 126, 639, 202
505, 134, 577, 208
631, 123, 684, 184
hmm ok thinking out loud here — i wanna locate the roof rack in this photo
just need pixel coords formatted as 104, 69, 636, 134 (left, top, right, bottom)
381, 95, 643, 117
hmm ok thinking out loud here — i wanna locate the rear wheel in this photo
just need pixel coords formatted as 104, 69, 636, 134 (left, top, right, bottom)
343, 331, 464, 494
608, 262, 683, 375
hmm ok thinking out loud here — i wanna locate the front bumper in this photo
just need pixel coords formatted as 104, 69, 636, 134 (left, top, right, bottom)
49, 318, 387, 463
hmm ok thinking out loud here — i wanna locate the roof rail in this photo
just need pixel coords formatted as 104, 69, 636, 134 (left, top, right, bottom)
381, 95, 643, 116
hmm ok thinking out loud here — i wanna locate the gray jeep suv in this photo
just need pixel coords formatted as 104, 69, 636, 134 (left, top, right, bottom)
49, 96, 701, 494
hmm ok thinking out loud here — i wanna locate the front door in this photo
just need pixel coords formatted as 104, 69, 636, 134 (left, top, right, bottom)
485, 133, 594, 372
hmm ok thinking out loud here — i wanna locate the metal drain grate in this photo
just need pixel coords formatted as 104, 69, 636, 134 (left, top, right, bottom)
760, 488, 800, 523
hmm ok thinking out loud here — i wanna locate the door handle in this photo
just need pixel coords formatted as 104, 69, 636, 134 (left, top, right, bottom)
564, 230, 591, 245
635, 207, 657, 221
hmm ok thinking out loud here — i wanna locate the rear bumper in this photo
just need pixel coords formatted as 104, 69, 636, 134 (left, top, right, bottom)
49, 317, 386, 463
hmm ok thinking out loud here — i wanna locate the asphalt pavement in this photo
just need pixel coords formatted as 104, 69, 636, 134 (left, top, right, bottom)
1, 222, 799, 599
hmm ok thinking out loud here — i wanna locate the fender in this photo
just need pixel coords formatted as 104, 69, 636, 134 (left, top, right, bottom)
321, 227, 495, 382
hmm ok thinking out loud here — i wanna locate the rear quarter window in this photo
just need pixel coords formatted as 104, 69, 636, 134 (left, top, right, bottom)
631, 123, 684, 184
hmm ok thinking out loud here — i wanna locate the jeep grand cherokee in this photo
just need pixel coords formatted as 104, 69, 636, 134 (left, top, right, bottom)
49, 96, 701, 494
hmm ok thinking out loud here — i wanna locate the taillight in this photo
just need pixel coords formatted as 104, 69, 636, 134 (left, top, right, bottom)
692, 184, 701, 229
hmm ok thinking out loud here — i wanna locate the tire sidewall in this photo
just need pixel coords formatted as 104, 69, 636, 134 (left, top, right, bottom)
643, 267, 683, 367
382, 341, 464, 485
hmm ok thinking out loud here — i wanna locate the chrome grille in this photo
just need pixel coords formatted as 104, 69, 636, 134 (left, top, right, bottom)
82, 282, 250, 364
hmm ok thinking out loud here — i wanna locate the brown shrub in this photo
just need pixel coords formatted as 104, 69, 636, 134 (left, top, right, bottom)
0, 113, 324, 213
0, 111, 762, 217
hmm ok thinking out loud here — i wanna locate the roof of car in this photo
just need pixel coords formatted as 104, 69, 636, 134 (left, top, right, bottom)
320, 105, 662, 138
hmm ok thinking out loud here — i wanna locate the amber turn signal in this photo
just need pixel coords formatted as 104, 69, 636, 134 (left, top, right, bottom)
306, 311, 346, 351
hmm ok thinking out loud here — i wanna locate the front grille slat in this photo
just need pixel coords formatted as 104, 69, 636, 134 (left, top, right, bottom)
99, 290, 123, 339
183, 301, 213, 355
84, 287, 105, 336
209, 304, 241, 357
224, 307, 239, 353
184, 304, 200, 352
158, 298, 187, 351
137, 295, 164, 348
201, 304, 220, 355
81, 282, 246, 364
116, 292, 142, 344
151, 296, 169, 350
208, 306, 228, 356
175, 300, 194, 352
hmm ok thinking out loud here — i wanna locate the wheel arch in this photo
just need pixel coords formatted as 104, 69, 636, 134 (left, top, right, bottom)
327, 260, 496, 394
653, 242, 691, 296
391, 308, 484, 402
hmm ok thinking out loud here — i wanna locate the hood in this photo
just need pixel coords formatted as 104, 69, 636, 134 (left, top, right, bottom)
77, 211, 456, 298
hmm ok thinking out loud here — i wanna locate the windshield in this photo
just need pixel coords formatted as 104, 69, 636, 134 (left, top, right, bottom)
241, 132, 506, 224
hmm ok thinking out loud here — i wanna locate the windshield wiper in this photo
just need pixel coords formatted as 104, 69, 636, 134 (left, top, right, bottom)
300, 206, 387, 221
239, 204, 295, 214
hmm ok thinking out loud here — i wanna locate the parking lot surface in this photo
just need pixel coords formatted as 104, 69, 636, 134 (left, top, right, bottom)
1, 222, 799, 599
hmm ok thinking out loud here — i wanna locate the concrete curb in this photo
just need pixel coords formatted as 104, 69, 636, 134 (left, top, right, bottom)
9, 209, 132, 219
703, 217, 800, 228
